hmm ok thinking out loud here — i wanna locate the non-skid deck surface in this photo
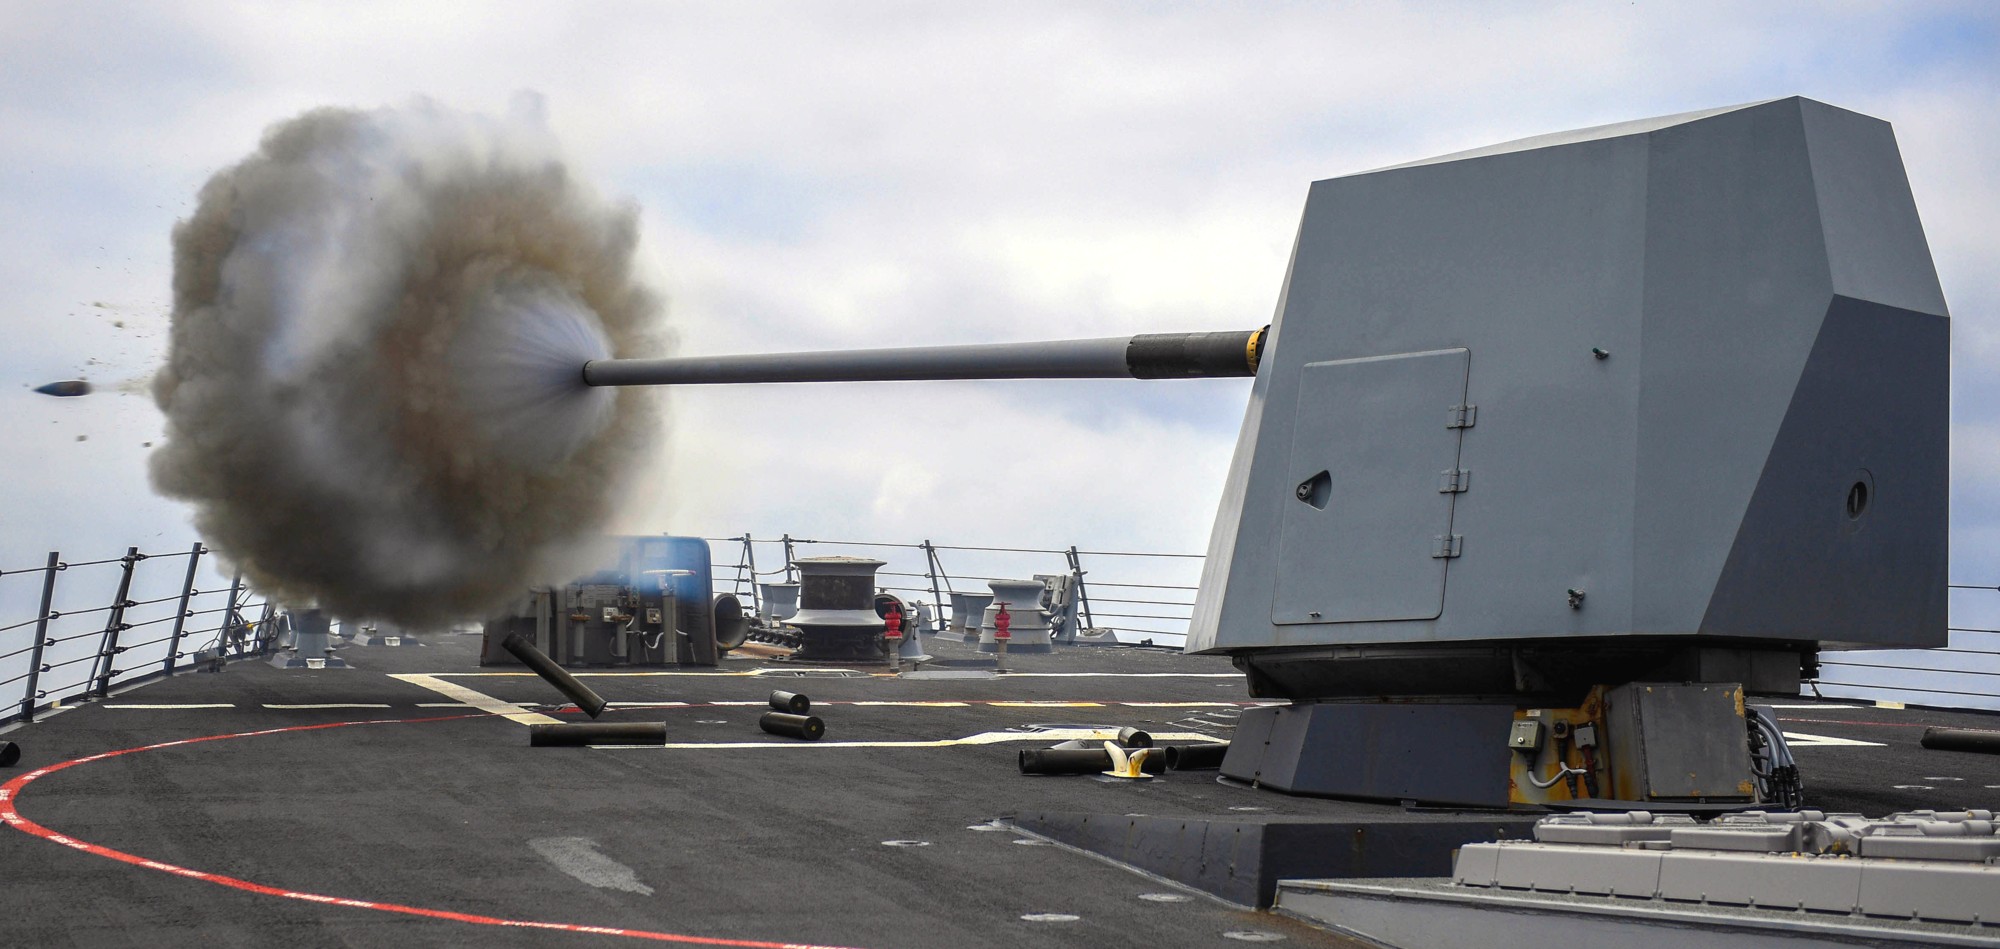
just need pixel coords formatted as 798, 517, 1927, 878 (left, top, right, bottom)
2, 633, 1995, 948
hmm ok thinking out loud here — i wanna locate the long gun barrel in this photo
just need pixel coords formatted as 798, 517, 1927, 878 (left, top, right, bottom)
582, 327, 1266, 387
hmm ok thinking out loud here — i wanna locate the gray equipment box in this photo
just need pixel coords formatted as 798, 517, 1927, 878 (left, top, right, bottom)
1603, 682, 1756, 802
1188, 98, 1948, 699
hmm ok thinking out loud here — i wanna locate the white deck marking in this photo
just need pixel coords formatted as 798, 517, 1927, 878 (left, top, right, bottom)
103, 704, 235, 710
415, 701, 536, 708
528, 837, 654, 895
1781, 731, 1887, 747
1764, 704, 1864, 709
1118, 701, 1277, 708
593, 728, 1225, 751
389, 674, 561, 725
263, 703, 392, 709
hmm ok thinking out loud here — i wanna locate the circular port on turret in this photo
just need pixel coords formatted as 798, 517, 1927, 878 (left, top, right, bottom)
1846, 474, 1873, 520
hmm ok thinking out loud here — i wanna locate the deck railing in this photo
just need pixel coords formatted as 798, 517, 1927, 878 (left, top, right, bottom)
1812, 583, 2000, 713
0, 545, 277, 727
707, 533, 2000, 712
7, 538, 1996, 719
706, 534, 1202, 648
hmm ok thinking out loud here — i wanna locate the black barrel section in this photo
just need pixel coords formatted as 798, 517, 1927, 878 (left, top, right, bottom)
1020, 748, 1112, 775
769, 690, 811, 714
714, 594, 751, 651
1921, 726, 2000, 755
1162, 743, 1230, 770
1018, 747, 1167, 775
1125, 327, 1266, 379
760, 711, 825, 740
0, 740, 19, 768
502, 633, 609, 718
529, 722, 668, 747
1116, 727, 1153, 748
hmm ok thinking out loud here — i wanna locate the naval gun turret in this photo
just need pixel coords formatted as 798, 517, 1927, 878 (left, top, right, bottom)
585, 98, 1948, 808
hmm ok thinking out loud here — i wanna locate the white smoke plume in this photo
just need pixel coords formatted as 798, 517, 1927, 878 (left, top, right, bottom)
151, 98, 665, 627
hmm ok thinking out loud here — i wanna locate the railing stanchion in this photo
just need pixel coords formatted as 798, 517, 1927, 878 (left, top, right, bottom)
19, 551, 60, 723
1066, 546, 1097, 634
221, 573, 244, 657
922, 540, 944, 632
162, 542, 206, 676
743, 533, 761, 617
91, 547, 141, 699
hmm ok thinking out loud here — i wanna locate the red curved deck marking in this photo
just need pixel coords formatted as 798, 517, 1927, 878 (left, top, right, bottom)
0, 716, 867, 949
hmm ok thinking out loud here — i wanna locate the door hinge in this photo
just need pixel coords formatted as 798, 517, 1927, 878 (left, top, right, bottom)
1438, 468, 1472, 493
1447, 404, 1478, 429
1432, 534, 1464, 559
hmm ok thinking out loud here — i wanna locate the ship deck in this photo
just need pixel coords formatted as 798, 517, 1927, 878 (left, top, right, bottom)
3, 633, 1997, 948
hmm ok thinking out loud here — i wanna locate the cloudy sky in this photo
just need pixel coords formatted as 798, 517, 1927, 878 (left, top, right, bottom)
2, 2, 1996, 636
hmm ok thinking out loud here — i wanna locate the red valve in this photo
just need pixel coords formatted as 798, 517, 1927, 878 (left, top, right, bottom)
884, 602, 903, 641
994, 603, 1012, 641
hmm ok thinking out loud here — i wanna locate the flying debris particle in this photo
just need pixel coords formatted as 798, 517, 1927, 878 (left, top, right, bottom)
142, 441, 153, 448
35, 380, 93, 397
75, 435, 87, 442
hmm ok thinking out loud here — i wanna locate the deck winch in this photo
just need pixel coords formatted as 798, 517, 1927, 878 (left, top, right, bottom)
575, 98, 1948, 808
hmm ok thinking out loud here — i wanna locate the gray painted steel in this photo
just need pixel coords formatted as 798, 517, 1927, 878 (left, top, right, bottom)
582, 329, 1262, 386
585, 337, 1131, 385
1014, 810, 1539, 908
1274, 879, 1988, 949
1221, 703, 1517, 806
1189, 97, 1949, 658
1272, 349, 1469, 625
980, 579, 1053, 654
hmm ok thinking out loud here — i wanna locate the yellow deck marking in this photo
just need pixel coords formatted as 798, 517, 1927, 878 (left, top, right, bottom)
389, 674, 561, 725
594, 729, 1226, 751
433, 670, 1242, 679
1119, 702, 1275, 708
988, 672, 1242, 678
847, 701, 971, 707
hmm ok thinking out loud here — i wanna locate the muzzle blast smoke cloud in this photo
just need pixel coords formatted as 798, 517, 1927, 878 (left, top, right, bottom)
151, 98, 663, 628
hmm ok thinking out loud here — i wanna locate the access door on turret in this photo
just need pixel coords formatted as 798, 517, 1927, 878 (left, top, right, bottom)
1272, 348, 1470, 625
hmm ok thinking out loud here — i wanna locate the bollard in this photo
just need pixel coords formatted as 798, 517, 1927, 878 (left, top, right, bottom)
1101, 742, 1159, 779
769, 690, 811, 714
0, 741, 20, 768
760, 711, 826, 741
1162, 743, 1231, 771
502, 633, 609, 718
528, 722, 667, 747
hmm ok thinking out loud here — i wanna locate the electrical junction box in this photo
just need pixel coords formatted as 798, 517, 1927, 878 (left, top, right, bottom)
1508, 719, 1544, 752
1187, 97, 1948, 699
1603, 682, 1755, 802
